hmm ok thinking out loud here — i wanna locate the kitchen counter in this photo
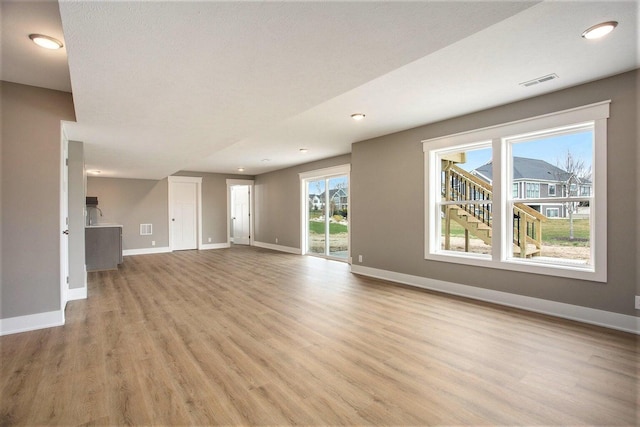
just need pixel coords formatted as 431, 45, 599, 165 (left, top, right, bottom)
85, 225, 123, 271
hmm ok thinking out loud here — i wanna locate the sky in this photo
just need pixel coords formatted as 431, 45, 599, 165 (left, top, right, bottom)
307, 175, 348, 195
460, 130, 594, 173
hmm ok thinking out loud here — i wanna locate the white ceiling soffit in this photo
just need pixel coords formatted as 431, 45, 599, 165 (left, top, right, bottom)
60, 1, 638, 179
187, 1, 639, 175
60, 1, 539, 179
1, 0, 71, 92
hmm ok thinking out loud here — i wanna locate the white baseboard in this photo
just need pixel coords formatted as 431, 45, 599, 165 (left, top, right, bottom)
67, 286, 87, 301
0, 310, 65, 336
351, 265, 640, 335
253, 241, 302, 255
123, 246, 171, 256
200, 242, 230, 250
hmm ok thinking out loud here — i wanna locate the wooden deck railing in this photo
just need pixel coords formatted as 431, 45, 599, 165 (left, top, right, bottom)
442, 161, 545, 257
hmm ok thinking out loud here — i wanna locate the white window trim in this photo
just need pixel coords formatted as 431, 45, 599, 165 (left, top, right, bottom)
423, 101, 609, 282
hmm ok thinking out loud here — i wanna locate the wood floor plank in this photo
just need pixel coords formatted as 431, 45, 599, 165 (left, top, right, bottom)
1, 245, 638, 425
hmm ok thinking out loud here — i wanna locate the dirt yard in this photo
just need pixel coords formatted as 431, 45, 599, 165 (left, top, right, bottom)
309, 232, 589, 261
308, 232, 348, 253
446, 236, 589, 261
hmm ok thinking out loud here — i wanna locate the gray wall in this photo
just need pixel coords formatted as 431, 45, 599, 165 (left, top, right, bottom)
87, 177, 169, 250
87, 171, 253, 250
1, 81, 76, 319
351, 70, 638, 317
254, 154, 351, 248
68, 141, 85, 289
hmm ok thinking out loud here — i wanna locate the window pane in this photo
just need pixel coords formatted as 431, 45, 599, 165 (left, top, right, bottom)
307, 179, 325, 254
509, 128, 593, 264
511, 129, 593, 202
511, 207, 591, 265
328, 176, 348, 258
439, 145, 492, 256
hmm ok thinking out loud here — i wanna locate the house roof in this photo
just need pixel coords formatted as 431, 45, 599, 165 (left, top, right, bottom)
316, 189, 347, 199
473, 157, 573, 182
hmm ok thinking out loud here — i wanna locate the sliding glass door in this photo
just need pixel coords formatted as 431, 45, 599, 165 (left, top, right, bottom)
301, 165, 350, 261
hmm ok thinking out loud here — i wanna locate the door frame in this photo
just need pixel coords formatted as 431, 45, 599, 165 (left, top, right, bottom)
299, 164, 351, 262
168, 176, 203, 251
226, 179, 254, 247
60, 127, 69, 313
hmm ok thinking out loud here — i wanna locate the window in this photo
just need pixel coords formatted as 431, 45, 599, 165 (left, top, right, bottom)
546, 208, 559, 218
423, 102, 608, 282
525, 182, 540, 198
570, 182, 578, 195
437, 145, 493, 256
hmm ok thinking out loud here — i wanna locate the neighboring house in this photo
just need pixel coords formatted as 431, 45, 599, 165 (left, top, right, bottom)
309, 194, 322, 210
323, 187, 348, 214
472, 157, 592, 218
328, 188, 348, 212
308, 188, 348, 213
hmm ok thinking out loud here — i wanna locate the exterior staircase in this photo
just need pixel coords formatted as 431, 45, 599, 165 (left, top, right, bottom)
442, 161, 545, 258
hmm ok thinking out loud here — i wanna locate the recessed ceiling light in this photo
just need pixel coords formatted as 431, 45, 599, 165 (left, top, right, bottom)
299, 148, 309, 153
237, 167, 245, 172
351, 113, 366, 121
29, 34, 63, 50
581, 21, 618, 40
261, 158, 271, 162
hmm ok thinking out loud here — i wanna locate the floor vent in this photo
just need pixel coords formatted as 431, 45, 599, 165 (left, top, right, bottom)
140, 224, 153, 235
520, 73, 559, 87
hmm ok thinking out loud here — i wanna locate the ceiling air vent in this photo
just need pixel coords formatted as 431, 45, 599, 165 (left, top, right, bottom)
519, 73, 559, 88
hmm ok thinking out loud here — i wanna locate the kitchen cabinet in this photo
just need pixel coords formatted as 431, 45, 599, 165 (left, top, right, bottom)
85, 225, 123, 271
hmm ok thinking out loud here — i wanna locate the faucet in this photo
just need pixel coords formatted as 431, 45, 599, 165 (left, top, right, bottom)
87, 206, 103, 226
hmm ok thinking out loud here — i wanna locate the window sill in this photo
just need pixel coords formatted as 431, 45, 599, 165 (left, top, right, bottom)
425, 251, 605, 283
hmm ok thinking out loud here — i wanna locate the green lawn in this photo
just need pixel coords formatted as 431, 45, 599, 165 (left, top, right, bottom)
308, 221, 348, 234
309, 210, 323, 219
442, 218, 589, 246
540, 218, 589, 246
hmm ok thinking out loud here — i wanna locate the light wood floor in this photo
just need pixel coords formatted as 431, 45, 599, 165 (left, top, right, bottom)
1, 246, 638, 426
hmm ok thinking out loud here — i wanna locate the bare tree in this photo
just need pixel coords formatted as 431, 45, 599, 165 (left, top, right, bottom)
556, 150, 591, 240
557, 150, 591, 182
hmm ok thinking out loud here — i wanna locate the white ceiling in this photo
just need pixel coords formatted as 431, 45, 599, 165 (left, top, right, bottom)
1, 0, 71, 92
3, 1, 638, 179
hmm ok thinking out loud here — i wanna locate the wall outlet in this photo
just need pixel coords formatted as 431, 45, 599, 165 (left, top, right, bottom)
635, 296, 640, 310
151, 240, 155, 246
275, 237, 278, 244
358, 255, 363, 263
208, 237, 212, 243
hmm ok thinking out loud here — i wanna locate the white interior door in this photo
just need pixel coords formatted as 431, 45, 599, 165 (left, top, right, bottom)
171, 181, 197, 250
231, 185, 250, 245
